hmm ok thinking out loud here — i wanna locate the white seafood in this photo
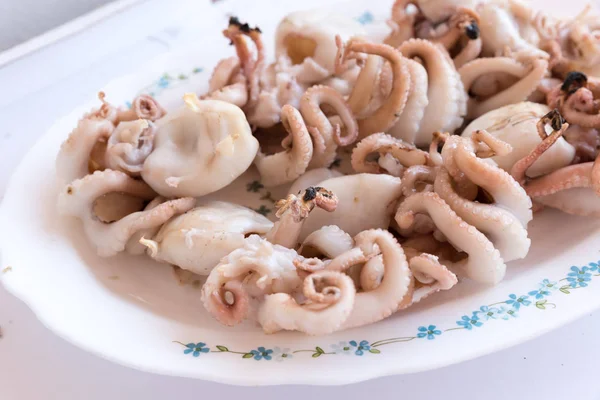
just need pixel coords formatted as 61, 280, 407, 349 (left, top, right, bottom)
477, 2, 549, 58
201, 235, 304, 326
418, 0, 480, 24
396, 192, 506, 284
298, 225, 354, 259
258, 270, 356, 335
105, 119, 155, 177
275, 9, 367, 81
288, 168, 343, 197
297, 173, 403, 241
57, 170, 195, 257
436, 131, 532, 261
462, 102, 576, 177
56, 118, 114, 185
142, 95, 258, 197
139, 202, 273, 275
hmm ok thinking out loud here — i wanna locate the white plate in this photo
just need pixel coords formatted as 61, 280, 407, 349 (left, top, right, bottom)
2, 0, 599, 387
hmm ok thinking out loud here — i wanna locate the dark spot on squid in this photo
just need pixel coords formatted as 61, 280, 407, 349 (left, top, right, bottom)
561, 71, 587, 95
545, 109, 565, 131
228, 16, 260, 34
240, 23, 251, 33
465, 22, 480, 40
303, 187, 318, 202
437, 141, 445, 153
66, 187, 73, 195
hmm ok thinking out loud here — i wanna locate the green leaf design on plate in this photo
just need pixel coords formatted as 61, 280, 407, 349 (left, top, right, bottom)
369, 349, 381, 354
312, 352, 321, 358
559, 285, 571, 294
315, 347, 324, 354
178, 74, 188, 80
242, 353, 254, 359
216, 345, 228, 352
536, 300, 547, 309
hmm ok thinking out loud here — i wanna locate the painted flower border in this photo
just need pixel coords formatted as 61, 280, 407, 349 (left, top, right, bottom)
174, 260, 600, 361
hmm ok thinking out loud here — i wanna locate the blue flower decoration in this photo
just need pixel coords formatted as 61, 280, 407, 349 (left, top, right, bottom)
475, 306, 501, 320
355, 11, 374, 25
567, 266, 592, 288
250, 347, 273, 361
349, 340, 371, 356
417, 325, 442, 340
157, 76, 170, 88
528, 287, 551, 299
506, 294, 531, 310
457, 315, 483, 330
183, 342, 210, 357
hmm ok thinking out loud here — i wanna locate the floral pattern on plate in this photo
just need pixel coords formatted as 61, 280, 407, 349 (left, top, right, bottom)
175, 260, 600, 360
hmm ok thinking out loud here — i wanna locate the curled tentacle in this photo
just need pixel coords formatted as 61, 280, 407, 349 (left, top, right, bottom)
255, 105, 313, 187
431, 8, 483, 68
300, 85, 358, 168
386, 59, 429, 144
560, 88, 600, 129
401, 165, 436, 197
105, 119, 155, 177
203, 56, 248, 106
346, 54, 383, 116
129, 94, 166, 121
511, 111, 600, 216
222, 17, 265, 110
398, 38, 467, 146
339, 229, 413, 329
443, 133, 533, 226
384, 0, 418, 48
201, 235, 304, 326
208, 56, 242, 93
341, 39, 411, 137
351, 133, 429, 176
57, 169, 195, 257
257, 270, 356, 335
56, 118, 115, 185
460, 56, 549, 119
408, 253, 458, 303
511, 109, 568, 185
91, 92, 165, 124
395, 192, 506, 284
434, 168, 530, 262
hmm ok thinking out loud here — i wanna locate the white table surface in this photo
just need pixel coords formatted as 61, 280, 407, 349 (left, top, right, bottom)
1, 0, 599, 398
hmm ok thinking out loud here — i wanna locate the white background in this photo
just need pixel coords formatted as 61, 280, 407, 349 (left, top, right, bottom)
1, 0, 600, 399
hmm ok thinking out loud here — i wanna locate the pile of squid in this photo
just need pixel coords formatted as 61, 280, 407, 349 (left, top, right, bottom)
54, 0, 600, 336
